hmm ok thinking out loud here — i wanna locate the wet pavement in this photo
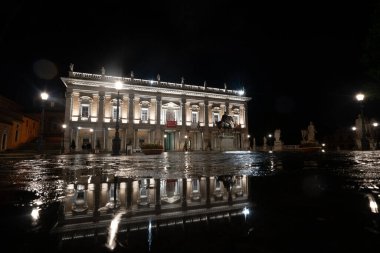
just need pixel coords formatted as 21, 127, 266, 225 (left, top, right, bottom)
0, 151, 380, 252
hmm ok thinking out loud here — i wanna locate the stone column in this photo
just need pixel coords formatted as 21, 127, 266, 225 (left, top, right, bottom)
206, 176, 211, 207
155, 179, 161, 213
181, 97, 186, 127
203, 100, 210, 151
204, 100, 209, 128
104, 128, 108, 152
64, 91, 72, 153
93, 171, 101, 220
127, 93, 134, 146
181, 97, 187, 149
182, 178, 187, 209
242, 102, 249, 149
97, 91, 105, 151
75, 128, 79, 151
126, 179, 132, 210
155, 95, 162, 144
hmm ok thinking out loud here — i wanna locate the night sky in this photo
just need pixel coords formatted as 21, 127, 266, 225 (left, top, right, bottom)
1, 1, 379, 144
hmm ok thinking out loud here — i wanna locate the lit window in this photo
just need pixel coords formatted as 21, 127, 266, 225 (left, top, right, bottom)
192, 179, 199, 193
81, 105, 89, 118
191, 111, 198, 123
213, 113, 219, 123
233, 115, 239, 124
215, 179, 221, 190
141, 108, 148, 121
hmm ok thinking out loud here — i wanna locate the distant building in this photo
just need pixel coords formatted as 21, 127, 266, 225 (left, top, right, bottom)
0, 96, 40, 152
61, 67, 251, 153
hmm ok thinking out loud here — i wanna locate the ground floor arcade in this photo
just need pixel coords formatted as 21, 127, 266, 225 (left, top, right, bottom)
64, 123, 249, 153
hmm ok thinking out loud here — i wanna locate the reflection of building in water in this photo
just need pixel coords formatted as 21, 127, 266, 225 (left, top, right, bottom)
61, 68, 251, 152
53, 175, 250, 241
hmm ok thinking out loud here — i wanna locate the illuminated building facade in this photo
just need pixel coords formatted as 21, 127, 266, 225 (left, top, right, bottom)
61, 67, 251, 153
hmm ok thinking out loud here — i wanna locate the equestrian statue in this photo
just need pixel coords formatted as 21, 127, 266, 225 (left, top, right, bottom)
216, 112, 235, 130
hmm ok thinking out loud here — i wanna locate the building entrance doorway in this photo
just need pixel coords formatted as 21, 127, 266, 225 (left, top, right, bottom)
164, 132, 175, 151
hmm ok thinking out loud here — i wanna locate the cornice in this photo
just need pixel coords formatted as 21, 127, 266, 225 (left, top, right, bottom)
61, 74, 252, 102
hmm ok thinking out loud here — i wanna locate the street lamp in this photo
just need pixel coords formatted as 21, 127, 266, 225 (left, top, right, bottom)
373, 122, 379, 149
268, 134, 273, 151
355, 93, 369, 150
39, 92, 49, 153
61, 124, 66, 154
164, 134, 167, 151
112, 81, 122, 155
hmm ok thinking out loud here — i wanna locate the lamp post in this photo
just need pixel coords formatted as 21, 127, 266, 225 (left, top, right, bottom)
39, 92, 49, 153
61, 124, 66, 154
112, 81, 122, 155
164, 134, 167, 151
373, 122, 378, 150
268, 134, 273, 152
355, 93, 369, 150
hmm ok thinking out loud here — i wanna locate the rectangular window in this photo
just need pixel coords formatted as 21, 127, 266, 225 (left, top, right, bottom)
233, 115, 239, 124
213, 113, 219, 123
192, 179, 199, 193
236, 177, 242, 187
215, 179, 221, 190
141, 108, 148, 121
81, 105, 89, 118
191, 112, 198, 123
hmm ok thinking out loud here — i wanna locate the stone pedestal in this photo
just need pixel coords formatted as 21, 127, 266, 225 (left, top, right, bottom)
273, 141, 283, 151
218, 133, 234, 151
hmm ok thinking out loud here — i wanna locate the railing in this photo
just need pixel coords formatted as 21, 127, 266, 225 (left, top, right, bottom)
166, 120, 177, 127
70, 72, 244, 96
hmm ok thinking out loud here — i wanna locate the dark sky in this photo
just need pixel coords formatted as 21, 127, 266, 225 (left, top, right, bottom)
1, 1, 379, 144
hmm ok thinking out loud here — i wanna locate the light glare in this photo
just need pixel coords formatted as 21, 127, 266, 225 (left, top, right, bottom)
355, 93, 365, 101
40, 92, 49, 101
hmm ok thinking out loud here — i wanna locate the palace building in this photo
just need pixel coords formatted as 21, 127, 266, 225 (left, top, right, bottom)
61, 66, 251, 153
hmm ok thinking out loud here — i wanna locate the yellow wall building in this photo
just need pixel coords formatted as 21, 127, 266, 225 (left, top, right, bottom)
0, 96, 39, 152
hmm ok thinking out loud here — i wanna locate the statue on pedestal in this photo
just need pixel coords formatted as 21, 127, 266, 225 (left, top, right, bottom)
274, 129, 281, 142
307, 121, 316, 143
216, 112, 234, 131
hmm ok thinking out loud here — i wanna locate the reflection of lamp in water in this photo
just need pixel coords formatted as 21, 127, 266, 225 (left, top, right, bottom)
355, 93, 369, 150
242, 206, 250, 221
31, 208, 40, 226
106, 211, 126, 250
